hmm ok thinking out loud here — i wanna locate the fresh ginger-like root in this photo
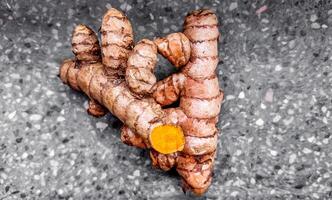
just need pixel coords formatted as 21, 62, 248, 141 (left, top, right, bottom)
149, 125, 185, 154
151, 9, 223, 195
126, 39, 158, 95
152, 73, 185, 106
101, 8, 134, 73
59, 7, 223, 196
154, 32, 191, 67
71, 24, 107, 117
72, 24, 101, 63
60, 9, 177, 150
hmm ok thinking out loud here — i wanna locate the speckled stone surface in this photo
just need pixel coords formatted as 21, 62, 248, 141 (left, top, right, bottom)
1, 0, 332, 199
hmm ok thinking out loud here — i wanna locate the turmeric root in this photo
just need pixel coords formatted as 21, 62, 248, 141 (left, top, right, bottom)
101, 8, 134, 73
59, 7, 223, 196
151, 9, 223, 195
59, 25, 107, 117
125, 39, 158, 95
60, 9, 178, 147
154, 32, 191, 67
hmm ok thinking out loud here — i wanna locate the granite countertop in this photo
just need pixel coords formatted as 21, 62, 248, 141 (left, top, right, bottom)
1, 0, 332, 199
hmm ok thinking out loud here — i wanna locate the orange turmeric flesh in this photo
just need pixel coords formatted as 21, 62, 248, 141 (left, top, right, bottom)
150, 125, 185, 154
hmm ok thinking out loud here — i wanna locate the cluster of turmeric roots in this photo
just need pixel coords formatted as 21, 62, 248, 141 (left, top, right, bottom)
59, 8, 223, 195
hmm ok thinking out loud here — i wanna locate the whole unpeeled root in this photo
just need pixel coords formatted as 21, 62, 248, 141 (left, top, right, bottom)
150, 9, 223, 194
60, 8, 184, 150
59, 8, 223, 195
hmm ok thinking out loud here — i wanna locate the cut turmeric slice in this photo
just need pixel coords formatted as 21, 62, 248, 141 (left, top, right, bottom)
150, 125, 185, 154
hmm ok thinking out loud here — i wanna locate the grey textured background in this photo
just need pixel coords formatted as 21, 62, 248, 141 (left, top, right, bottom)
1, 0, 332, 199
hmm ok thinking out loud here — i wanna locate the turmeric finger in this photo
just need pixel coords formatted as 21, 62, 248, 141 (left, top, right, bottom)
71, 24, 101, 63
126, 39, 158, 95
154, 32, 191, 67
173, 9, 222, 195
101, 8, 134, 73
71, 24, 107, 117
152, 73, 186, 106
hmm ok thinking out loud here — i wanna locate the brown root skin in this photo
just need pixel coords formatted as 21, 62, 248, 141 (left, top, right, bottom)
72, 24, 101, 63
152, 73, 186, 106
150, 150, 177, 171
101, 8, 134, 72
66, 62, 81, 91
181, 174, 212, 196
126, 39, 158, 95
121, 126, 147, 149
71, 24, 107, 118
87, 99, 107, 117
177, 151, 216, 196
154, 32, 191, 67
59, 59, 75, 85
